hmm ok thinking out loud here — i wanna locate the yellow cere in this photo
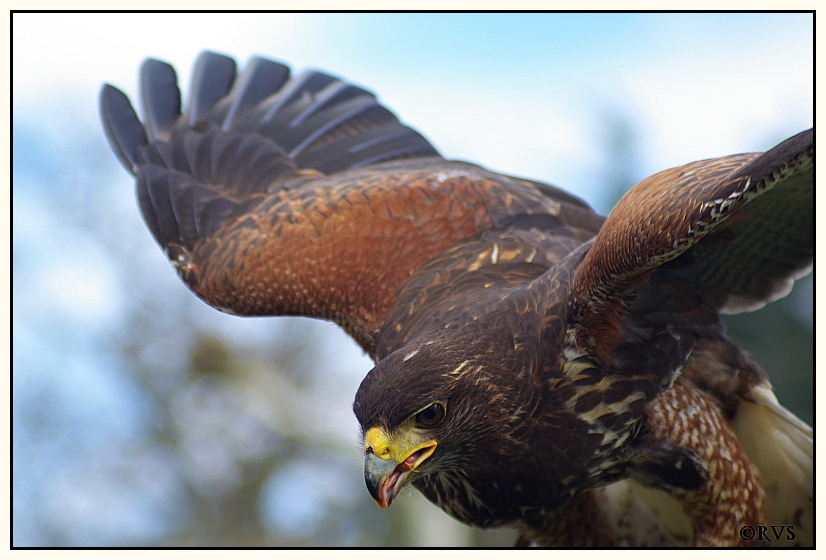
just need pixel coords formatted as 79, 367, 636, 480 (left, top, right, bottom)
364, 424, 438, 468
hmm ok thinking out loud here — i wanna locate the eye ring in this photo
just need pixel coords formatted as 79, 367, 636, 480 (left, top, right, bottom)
414, 402, 446, 428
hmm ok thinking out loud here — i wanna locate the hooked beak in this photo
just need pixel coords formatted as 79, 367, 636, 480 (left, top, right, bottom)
362, 427, 437, 508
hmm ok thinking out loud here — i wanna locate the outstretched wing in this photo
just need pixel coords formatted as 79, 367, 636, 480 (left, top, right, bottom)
100, 51, 598, 355
567, 129, 813, 364
545, 130, 812, 547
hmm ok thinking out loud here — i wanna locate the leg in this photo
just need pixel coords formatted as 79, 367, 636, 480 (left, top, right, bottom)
643, 377, 765, 546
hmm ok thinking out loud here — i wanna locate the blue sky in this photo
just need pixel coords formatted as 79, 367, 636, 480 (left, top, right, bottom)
12, 12, 814, 546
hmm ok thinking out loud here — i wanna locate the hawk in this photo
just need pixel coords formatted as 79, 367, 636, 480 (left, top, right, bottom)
100, 51, 813, 547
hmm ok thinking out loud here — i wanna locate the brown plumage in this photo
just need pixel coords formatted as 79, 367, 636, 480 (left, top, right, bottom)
100, 51, 813, 547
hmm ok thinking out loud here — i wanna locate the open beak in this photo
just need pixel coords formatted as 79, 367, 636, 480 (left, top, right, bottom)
362, 427, 437, 508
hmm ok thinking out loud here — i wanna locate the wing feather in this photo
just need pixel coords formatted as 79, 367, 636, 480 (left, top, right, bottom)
100, 85, 147, 171
139, 58, 181, 142
184, 52, 237, 128
689, 129, 813, 312
567, 129, 813, 364
101, 51, 583, 354
220, 56, 291, 130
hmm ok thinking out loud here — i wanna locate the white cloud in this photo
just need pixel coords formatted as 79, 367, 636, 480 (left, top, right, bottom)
12, 13, 326, 108
617, 38, 813, 170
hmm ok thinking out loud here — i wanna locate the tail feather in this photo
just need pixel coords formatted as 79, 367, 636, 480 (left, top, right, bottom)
595, 481, 691, 546
734, 384, 813, 546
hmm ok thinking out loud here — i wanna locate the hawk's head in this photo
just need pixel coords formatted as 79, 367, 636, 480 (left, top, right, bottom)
355, 341, 525, 524
351, 302, 589, 527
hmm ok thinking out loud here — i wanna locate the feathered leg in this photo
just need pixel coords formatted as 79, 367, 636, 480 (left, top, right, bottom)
644, 377, 765, 547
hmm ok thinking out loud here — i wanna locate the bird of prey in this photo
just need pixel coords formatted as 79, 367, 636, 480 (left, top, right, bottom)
100, 51, 813, 547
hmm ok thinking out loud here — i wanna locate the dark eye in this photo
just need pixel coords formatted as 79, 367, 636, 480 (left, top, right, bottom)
415, 402, 446, 428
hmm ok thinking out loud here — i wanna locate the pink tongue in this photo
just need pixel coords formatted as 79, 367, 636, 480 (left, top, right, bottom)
377, 454, 418, 508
